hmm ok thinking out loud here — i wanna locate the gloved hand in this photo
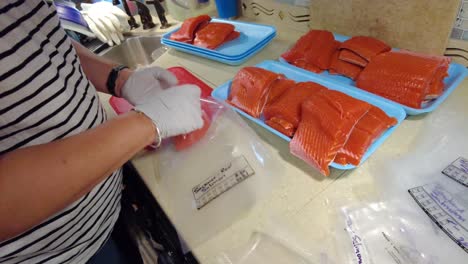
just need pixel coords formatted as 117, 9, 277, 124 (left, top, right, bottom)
81, 2, 130, 46
121, 66, 178, 105
135, 84, 204, 139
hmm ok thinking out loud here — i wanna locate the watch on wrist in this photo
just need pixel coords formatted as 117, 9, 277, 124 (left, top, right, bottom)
106, 65, 129, 96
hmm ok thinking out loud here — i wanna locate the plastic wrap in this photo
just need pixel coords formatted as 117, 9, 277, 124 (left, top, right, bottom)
157, 98, 282, 249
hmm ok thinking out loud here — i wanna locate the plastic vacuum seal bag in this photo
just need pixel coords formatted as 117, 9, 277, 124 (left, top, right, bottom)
334, 200, 468, 264
215, 232, 313, 264
157, 98, 283, 249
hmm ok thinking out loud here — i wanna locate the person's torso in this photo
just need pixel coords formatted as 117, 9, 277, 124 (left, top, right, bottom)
0, 1, 122, 263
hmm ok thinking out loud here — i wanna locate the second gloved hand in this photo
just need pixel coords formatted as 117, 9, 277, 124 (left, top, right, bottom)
121, 66, 178, 105
135, 84, 203, 139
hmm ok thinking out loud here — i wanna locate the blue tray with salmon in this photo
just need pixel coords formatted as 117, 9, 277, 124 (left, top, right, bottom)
211, 60, 406, 175
161, 15, 276, 65
277, 30, 468, 115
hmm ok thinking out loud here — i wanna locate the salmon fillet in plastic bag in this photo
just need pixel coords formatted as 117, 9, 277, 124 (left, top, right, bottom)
281, 30, 337, 71
194, 22, 236, 49
263, 82, 326, 137
170, 15, 211, 43
356, 51, 447, 108
290, 90, 371, 175
227, 67, 280, 118
334, 106, 397, 166
340, 36, 391, 61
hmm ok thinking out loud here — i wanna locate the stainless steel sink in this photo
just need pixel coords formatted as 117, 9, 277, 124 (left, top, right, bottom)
99, 35, 168, 69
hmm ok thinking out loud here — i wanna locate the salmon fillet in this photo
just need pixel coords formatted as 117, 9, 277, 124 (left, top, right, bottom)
263, 82, 326, 137
290, 90, 371, 176
356, 51, 446, 108
329, 50, 363, 80
339, 49, 368, 67
174, 110, 211, 151
399, 50, 450, 99
194, 22, 235, 49
291, 59, 323, 73
170, 15, 211, 43
227, 67, 280, 118
334, 106, 397, 166
265, 78, 296, 106
281, 30, 337, 71
265, 117, 295, 137
340, 36, 391, 61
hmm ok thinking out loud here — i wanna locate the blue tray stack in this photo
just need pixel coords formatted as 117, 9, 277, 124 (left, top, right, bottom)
161, 19, 276, 65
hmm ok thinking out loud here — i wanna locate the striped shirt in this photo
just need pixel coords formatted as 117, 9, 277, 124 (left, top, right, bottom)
0, 1, 122, 263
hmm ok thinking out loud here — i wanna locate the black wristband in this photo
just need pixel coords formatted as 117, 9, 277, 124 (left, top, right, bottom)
106, 65, 128, 96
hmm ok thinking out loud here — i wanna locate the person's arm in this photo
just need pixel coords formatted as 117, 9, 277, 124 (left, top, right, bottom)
71, 40, 131, 97
0, 111, 155, 241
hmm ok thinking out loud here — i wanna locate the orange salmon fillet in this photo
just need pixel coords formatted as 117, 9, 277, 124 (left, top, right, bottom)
356, 51, 447, 108
263, 82, 326, 137
227, 67, 280, 118
329, 50, 363, 80
290, 90, 371, 175
334, 106, 397, 166
265, 78, 296, 106
340, 36, 390, 61
170, 15, 211, 43
281, 30, 337, 71
339, 49, 368, 67
194, 22, 235, 49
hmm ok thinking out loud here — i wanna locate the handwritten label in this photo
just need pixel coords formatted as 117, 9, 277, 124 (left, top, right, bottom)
344, 216, 369, 264
192, 155, 254, 210
442, 157, 468, 187
409, 184, 468, 253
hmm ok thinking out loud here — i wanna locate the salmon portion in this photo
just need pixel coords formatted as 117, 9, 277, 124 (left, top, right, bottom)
266, 78, 296, 106
170, 15, 211, 43
340, 36, 391, 61
329, 50, 363, 80
263, 82, 326, 137
174, 110, 211, 151
356, 51, 448, 108
339, 49, 368, 67
398, 50, 450, 99
266, 117, 295, 137
281, 30, 337, 71
227, 67, 280, 118
291, 59, 323, 73
194, 22, 235, 49
334, 106, 397, 166
290, 90, 371, 175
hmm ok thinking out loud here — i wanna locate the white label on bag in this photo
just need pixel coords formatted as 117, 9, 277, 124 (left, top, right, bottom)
409, 183, 468, 253
344, 215, 370, 264
192, 155, 255, 210
442, 157, 468, 187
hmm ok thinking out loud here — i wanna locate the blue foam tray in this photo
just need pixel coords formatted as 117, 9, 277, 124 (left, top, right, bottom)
211, 60, 407, 170
162, 34, 275, 65
278, 34, 468, 115
162, 32, 275, 59
162, 19, 276, 57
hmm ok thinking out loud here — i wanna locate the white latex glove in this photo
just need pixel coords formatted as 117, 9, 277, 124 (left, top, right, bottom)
121, 66, 178, 105
81, 2, 130, 46
135, 84, 204, 139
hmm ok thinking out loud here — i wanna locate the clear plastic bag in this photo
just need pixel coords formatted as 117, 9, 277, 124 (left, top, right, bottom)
157, 98, 283, 249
